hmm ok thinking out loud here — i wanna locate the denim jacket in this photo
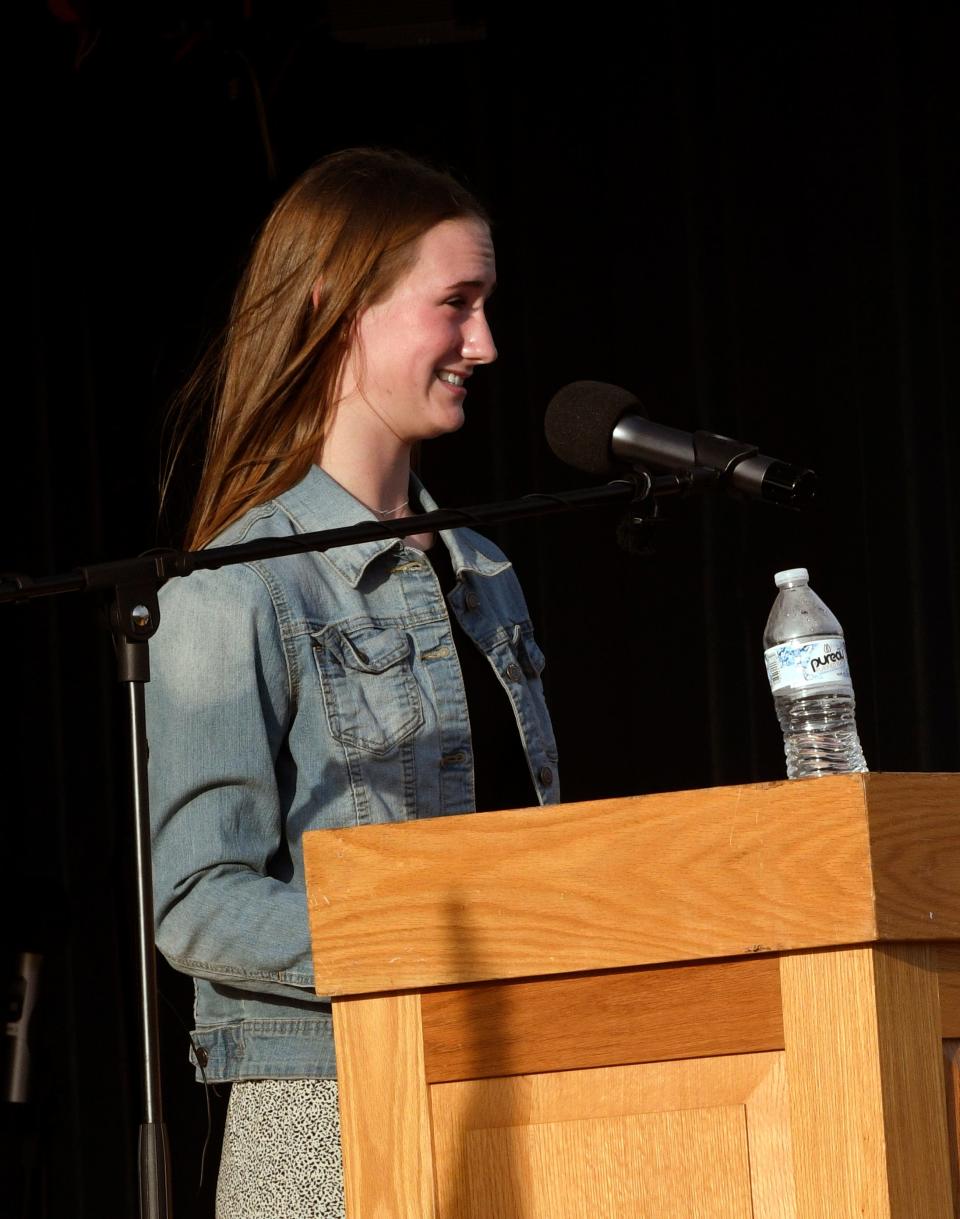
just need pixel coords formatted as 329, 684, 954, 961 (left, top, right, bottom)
146, 465, 559, 1081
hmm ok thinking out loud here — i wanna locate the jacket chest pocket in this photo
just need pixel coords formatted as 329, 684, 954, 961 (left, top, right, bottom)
312, 624, 424, 756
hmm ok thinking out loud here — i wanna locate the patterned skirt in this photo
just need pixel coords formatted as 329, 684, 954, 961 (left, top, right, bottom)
216, 1078, 346, 1218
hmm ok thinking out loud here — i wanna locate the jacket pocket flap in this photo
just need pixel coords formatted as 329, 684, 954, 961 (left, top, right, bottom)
334, 626, 411, 673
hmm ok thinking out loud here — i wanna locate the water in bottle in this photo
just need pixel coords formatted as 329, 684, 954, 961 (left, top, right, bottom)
763, 567, 867, 779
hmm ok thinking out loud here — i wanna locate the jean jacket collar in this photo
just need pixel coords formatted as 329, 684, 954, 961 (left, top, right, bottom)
273, 464, 512, 589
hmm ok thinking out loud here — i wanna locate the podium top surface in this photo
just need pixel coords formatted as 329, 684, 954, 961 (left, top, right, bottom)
303, 772, 959, 996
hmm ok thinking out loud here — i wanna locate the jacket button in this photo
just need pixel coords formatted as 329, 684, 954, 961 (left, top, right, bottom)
194, 1047, 209, 1068
465, 591, 480, 610
505, 662, 523, 682
538, 766, 554, 787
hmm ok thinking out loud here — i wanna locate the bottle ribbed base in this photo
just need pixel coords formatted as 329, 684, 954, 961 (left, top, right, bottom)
775, 692, 868, 780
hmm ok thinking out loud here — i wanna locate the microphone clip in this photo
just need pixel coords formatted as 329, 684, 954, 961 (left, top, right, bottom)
612, 470, 662, 557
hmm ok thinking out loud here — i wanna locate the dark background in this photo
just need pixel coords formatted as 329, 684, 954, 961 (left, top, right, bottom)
4, 2, 957, 1214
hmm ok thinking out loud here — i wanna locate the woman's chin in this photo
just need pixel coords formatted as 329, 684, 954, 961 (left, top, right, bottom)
421, 404, 466, 440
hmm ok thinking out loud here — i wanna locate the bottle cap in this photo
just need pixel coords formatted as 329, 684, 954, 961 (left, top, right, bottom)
774, 567, 809, 587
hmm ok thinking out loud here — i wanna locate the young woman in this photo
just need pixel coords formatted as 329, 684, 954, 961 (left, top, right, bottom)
147, 148, 560, 1217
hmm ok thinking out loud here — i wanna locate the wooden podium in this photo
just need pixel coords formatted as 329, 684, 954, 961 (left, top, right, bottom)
303, 772, 960, 1219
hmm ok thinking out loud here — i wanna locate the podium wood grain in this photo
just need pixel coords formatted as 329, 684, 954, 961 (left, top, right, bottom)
939, 944, 960, 1035
945, 1040, 960, 1214
333, 994, 436, 1219
304, 773, 960, 995
303, 774, 960, 1218
430, 1052, 795, 1219
780, 943, 952, 1219
420, 954, 784, 1082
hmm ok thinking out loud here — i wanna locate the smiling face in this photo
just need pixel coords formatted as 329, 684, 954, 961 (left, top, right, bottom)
335, 217, 497, 448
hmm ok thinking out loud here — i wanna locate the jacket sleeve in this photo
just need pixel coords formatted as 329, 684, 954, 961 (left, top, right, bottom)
146, 561, 327, 1003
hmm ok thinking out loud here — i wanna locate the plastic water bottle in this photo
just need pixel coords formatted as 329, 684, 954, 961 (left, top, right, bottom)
763, 568, 867, 779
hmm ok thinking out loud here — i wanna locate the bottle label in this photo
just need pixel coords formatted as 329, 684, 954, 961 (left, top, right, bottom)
764, 636, 852, 693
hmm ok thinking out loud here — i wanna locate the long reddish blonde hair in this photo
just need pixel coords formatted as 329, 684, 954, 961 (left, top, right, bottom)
172, 149, 487, 550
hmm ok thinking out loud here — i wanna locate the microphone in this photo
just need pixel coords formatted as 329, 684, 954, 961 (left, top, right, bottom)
545, 381, 816, 507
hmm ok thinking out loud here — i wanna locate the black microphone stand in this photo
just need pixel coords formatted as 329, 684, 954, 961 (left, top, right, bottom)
0, 466, 753, 1218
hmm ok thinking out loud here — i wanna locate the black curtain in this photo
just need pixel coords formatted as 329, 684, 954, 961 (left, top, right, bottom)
5, 3, 957, 1214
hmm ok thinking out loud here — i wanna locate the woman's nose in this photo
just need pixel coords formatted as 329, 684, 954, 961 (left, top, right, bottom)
462, 312, 497, 364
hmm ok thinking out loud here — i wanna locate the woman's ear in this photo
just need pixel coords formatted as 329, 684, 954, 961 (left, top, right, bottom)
311, 279, 323, 312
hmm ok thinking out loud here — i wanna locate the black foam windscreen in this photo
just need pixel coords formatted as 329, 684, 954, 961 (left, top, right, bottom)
544, 381, 641, 476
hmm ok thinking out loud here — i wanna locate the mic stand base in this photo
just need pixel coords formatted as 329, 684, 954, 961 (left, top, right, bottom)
139, 1120, 172, 1219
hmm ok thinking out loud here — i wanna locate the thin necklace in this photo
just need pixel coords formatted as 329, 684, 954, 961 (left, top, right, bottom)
372, 498, 409, 520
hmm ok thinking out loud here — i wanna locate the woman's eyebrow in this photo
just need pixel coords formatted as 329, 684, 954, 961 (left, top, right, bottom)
443, 278, 497, 293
